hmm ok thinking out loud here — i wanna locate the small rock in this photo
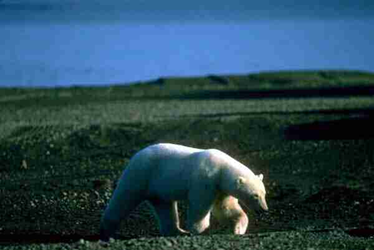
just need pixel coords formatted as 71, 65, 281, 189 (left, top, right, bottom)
21, 159, 28, 169
94, 191, 100, 198
164, 240, 173, 247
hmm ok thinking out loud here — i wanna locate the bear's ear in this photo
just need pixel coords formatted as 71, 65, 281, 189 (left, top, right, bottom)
236, 177, 246, 186
257, 174, 264, 181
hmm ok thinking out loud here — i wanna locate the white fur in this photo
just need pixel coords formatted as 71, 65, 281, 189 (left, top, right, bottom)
100, 143, 268, 240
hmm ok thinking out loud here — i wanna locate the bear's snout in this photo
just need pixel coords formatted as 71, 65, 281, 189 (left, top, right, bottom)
259, 197, 268, 211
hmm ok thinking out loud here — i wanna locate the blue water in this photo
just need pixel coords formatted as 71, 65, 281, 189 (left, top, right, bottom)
1, 19, 374, 87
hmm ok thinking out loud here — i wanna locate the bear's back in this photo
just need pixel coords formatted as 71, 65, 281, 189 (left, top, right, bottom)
128, 143, 202, 171
141, 143, 201, 162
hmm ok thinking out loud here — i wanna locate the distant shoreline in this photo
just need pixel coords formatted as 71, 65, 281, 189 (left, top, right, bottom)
2, 18, 374, 87
1, 69, 374, 90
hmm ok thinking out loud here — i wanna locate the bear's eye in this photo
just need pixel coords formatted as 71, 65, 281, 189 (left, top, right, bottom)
253, 194, 259, 199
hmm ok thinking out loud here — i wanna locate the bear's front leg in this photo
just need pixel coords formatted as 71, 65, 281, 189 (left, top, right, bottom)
212, 196, 248, 235
150, 200, 189, 236
187, 187, 216, 234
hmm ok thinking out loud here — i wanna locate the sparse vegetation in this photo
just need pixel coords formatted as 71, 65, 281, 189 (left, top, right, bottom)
1, 70, 374, 249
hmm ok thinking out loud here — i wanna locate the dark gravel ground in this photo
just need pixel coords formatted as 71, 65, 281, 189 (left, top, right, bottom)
1, 71, 374, 249
2, 231, 374, 250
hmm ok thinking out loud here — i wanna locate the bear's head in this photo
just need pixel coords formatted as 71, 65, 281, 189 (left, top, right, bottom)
234, 174, 268, 211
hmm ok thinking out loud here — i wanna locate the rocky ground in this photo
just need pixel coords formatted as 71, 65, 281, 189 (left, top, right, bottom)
1, 70, 374, 249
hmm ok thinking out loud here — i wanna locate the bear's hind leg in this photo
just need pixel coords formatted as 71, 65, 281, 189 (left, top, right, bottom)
150, 200, 189, 236
100, 192, 144, 241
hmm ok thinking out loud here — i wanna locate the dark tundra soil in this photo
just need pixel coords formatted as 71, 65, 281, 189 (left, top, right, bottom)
1, 70, 374, 249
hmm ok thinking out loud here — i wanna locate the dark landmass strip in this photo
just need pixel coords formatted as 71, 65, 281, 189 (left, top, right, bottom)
1, 70, 374, 249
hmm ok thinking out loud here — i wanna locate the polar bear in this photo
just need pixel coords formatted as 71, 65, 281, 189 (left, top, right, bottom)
100, 143, 268, 241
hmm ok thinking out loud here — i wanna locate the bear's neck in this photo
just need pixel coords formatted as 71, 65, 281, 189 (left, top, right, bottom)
219, 164, 255, 195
